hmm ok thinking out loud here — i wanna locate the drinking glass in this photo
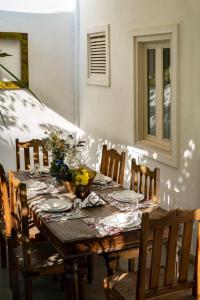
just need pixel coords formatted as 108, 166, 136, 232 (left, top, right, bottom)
130, 198, 142, 220
72, 197, 87, 218
73, 198, 82, 216
34, 163, 40, 176
47, 177, 59, 193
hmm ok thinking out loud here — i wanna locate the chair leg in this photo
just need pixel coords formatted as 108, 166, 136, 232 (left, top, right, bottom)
128, 258, 135, 272
24, 277, 33, 300
0, 233, 7, 268
12, 256, 20, 300
7, 238, 13, 288
87, 254, 94, 284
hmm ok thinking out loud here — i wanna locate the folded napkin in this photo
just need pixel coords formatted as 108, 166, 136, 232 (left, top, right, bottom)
81, 191, 106, 208
93, 173, 112, 185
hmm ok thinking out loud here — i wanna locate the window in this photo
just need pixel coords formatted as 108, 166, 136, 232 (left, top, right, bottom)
87, 25, 110, 86
133, 25, 178, 167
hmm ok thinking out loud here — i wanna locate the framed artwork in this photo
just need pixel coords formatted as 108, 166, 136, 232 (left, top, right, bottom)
0, 32, 28, 89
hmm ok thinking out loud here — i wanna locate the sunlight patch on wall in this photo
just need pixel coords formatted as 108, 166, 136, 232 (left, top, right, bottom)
0, 0, 75, 13
0, 89, 82, 148
165, 179, 171, 190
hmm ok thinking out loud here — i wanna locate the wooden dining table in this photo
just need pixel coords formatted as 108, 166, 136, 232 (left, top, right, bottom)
9, 170, 166, 300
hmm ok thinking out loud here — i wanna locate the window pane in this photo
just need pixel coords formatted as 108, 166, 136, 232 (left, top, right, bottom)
163, 48, 171, 139
147, 49, 156, 136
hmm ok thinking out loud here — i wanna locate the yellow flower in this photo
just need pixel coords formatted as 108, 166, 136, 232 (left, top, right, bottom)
75, 169, 89, 185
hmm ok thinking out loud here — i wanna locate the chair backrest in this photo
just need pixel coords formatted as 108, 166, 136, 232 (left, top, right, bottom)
0, 164, 11, 237
130, 158, 160, 203
16, 138, 49, 171
9, 174, 32, 269
100, 144, 126, 185
136, 209, 200, 299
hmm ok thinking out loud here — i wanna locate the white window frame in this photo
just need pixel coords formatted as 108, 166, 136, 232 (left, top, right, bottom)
87, 24, 110, 86
133, 25, 178, 168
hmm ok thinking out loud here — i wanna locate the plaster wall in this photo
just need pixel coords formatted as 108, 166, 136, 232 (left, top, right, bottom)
78, 0, 200, 210
0, 10, 75, 122
0, 10, 77, 170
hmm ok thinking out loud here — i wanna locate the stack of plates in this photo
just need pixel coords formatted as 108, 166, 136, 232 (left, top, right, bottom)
26, 180, 47, 191
39, 198, 72, 212
93, 174, 112, 185
109, 190, 144, 203
102, 213, 141, 229
40, 166, 50, 174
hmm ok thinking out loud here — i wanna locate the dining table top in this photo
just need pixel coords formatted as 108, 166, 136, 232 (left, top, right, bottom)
10, 170, 166, 260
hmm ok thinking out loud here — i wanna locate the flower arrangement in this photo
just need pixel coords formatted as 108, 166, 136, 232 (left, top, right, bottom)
44, 130, 85, 162
44, 130, 85, 182
73, 167, 96, 185
74, 168, 90, 186
73, 167, 96, 199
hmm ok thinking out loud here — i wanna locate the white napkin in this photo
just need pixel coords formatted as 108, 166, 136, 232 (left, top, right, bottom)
81, 191, 106, 208
93, 174, 112, 184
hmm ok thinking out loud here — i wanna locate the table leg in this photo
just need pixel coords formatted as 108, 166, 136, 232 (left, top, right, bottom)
103, 253, 120, 276
64, 257, 88, 300
64, 259, 79, 300
78, 256, 88, 299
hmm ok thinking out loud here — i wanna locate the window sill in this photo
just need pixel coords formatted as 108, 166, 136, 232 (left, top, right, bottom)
134, 140, 178, 168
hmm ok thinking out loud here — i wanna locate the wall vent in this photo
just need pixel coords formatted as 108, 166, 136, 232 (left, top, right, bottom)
87, 25, 110, 86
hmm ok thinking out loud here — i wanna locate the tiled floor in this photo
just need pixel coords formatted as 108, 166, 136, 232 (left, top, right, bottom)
0, 254, 108, 300
0, 255, 195, 300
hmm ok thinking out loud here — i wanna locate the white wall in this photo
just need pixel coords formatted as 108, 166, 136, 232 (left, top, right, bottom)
0, 10, 78, 171
0, 10, 75, 122
0, 90, 82, 171
78, 0, 200, 210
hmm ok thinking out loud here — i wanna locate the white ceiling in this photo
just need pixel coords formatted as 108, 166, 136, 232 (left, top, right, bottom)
0, 0, 75, 13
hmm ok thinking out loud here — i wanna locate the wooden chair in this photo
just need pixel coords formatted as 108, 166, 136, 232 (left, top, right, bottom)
0, 164, 11, 269
16, 138, 49, 171
130, 158, 160, 203
120, 158, 160, 272
10, 178, 64, 300
104, 209, 200, 300
87, 145, 126, 283
100, 144, 126, 185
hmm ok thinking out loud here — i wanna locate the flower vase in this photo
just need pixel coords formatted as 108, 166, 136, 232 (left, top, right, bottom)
75, 184, 90, 200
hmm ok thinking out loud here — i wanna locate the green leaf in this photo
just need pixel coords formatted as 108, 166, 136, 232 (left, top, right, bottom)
0, 52, 12, 57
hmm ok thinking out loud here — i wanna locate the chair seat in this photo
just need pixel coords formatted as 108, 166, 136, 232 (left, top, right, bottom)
104, 272, 137, 300
104, 269, 194, 300
29, 225, 44, 241
14, 241, 64, 275
105, 270, 166, 300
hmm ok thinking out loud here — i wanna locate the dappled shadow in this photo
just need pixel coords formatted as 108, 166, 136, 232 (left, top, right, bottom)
0, 89, 44, 141
39, 123, 74, 136
80, 133, 143, 189
0, 89, 82, 171
78, 132, 200, 212
0, 90, 199, 212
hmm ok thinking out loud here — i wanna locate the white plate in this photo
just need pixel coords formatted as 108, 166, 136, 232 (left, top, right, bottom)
40, 198, 72, 212
109, 190, 144, 203
101, 213, 141, 228
27, 181, 47, 191
26, 180, 40, 188
120, 218, 141, 229
40, 166, 50, 174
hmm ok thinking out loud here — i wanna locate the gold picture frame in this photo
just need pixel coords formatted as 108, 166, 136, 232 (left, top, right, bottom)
0, 32, 28, 89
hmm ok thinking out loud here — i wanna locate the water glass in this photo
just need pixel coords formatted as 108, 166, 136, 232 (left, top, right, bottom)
130, 199, 142, 220
34, 163, 40, 176
73, 198, 82, 216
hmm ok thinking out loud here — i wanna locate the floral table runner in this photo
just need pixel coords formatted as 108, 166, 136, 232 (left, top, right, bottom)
96, 190, 157, 211
83, 214, 141, 236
